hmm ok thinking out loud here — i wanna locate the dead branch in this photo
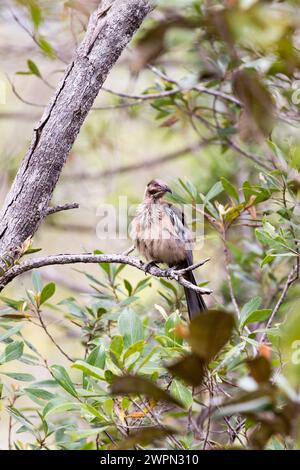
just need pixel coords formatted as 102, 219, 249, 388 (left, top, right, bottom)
0, 252, 212, 295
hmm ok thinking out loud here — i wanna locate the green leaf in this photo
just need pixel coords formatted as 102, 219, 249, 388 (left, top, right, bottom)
124, 279, 133, 296
43, 398, 80, 417
123, 340, 145, 362
221, 177, 239, 202
189, 310, 234, 362
240, 297, 262, 329
110, 335, 124, 358
7, 406, 34, 430
30, 3, 42, 29
40, 282, 56, 305
66, 427, 110, 440
160, 278, 177, 295
242, 309, 272, 328
170, 380, 193, 410
27, 59, 41, 78
86, 345, 106, 369
260, 254, 275, 267
32, 271, 42, 293
133, 277, 151, 294
24, 387, 55, 401
204, 182, 224, 204
165, 312, 183, 345
118, 309, 143, 348
38, 37, 55, 57
0, 341, 24, 364
0, 297, 25, 311
0, 324, 23, 342
80, 403, 108, 421
111, 375, 183, 407
0, 372, 35, 382
50, 365, 77, 398
23, 247, 42, 256
71, 361, 105, 381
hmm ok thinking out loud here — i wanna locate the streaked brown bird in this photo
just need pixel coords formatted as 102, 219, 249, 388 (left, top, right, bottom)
130, 179, 206, 318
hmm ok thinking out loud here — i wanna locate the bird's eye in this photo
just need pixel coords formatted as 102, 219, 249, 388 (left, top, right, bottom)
148, 188, 158, 195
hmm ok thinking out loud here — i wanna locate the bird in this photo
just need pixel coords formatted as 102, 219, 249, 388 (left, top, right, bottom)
130, 179, 206, 318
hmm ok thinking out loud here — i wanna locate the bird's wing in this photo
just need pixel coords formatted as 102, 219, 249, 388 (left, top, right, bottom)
161, 201, 194, 262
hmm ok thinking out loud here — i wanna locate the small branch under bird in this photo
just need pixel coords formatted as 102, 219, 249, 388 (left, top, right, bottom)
130, 179, 207, 318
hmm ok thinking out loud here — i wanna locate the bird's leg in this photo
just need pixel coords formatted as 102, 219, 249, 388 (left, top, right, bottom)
144, 260, 159, 275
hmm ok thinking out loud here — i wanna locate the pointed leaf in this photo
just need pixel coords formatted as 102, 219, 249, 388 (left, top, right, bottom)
0, 341, 23, 364
118, 309, 143, 347
40, 282, 56, 305
50, 365, 77, 397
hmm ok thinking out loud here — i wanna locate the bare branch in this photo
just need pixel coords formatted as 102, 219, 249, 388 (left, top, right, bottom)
45, 203, 80, 216
194, 85, 241, 106
259, 265, 298, 344
175, 257, 210, 274
0, 253, 212, 295
101, 85, 182, 101
122, 246, 135, 256
148, 66, 241, 106
226, 138, 272, 170
35, 306, 74, 363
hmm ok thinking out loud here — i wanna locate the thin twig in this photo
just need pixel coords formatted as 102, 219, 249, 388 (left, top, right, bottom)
102, 86, 182, 101
227, 138, 272, 170
35, 306, 74, 362
222, 233, 241, 319
148, 65, 241, 106
175, 257, 210, 274
45, 203, 79, 216
259, 265, 298, 344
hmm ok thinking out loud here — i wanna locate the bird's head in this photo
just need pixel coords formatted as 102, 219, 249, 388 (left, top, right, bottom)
144, 179, 172, 200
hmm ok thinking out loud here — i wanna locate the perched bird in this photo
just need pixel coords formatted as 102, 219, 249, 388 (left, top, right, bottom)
130, 179, 206, 318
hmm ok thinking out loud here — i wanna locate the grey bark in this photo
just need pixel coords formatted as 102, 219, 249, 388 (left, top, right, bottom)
0, 252, 212, 294
0, 0, 151, 263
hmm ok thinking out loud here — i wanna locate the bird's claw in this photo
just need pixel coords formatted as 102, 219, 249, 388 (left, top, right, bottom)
144, 261, 159, 275
165, 267, 179, 280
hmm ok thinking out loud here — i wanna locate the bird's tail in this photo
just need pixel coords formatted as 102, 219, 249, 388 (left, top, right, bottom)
182, 266, 207, 319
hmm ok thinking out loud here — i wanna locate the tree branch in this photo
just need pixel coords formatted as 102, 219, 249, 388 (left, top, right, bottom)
259, 265, 298, 344
45, 203, 79, 216
0, 0, 151, 269
0, 253, 212, 295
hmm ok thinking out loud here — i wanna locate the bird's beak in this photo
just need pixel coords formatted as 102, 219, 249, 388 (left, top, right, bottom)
164, 185, 172, 194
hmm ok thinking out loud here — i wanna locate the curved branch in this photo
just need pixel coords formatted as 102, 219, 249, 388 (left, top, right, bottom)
101, 86, 181, 101
45, 203, 79, 216
0, 253, 212, 295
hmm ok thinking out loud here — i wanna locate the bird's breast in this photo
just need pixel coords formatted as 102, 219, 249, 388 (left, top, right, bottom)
130, 203, 187, 264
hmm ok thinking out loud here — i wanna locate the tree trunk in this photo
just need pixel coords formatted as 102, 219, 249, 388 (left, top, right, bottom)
0, 0, 151, 264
